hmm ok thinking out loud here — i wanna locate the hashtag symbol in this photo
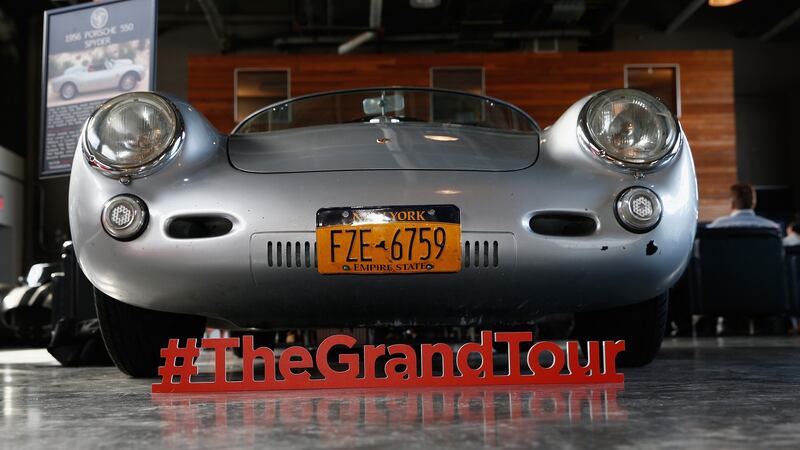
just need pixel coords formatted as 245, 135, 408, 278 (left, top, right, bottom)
157, 338, 200, 386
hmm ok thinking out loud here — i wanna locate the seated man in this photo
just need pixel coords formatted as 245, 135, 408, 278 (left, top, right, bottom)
708, 183, 780, 230
784, 216, 800, 247
699, 184, 784, 336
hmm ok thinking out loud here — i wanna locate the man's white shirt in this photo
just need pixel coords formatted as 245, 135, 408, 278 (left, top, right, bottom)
708, 209, 780, 230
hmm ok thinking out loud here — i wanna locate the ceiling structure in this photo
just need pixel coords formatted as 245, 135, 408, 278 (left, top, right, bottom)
151, 0, 800, 52
2, 0, 799, 58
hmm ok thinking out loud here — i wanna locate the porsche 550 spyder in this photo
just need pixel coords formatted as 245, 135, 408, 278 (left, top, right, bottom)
51, 58, 145, 101
69, 87, 697, 377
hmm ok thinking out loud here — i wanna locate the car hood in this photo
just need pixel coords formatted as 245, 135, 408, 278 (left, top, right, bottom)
227, 123, 539, 173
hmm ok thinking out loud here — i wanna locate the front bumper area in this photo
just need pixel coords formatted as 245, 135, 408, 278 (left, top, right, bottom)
70, 163, 696, 328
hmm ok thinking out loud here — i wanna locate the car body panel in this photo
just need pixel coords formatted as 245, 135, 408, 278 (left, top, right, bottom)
69, 91, 698, 328
228, 123, 539, 173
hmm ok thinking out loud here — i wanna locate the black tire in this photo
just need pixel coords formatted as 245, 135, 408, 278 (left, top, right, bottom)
572, 293, 668, 367
94, 289, 206, 378
118, 72, 139, 91
59, 82, 77, 100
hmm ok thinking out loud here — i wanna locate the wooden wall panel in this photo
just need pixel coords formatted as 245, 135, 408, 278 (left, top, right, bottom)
188, 50, 735, 220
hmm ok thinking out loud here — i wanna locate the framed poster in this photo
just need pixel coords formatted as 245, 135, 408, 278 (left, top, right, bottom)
40, 0, 158, 178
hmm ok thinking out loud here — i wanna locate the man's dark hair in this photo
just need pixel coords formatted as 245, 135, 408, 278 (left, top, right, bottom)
730, 183, 756, 210
790, 213, 800, 234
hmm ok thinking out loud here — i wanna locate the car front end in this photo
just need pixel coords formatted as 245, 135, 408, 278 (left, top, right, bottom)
69, 88, 697, 330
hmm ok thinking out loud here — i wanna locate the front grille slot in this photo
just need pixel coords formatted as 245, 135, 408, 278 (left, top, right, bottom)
267, 240, 316, 268
463, 240, 499, 269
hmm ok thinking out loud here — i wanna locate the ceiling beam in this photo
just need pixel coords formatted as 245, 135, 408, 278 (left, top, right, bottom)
338, 0, 382, 54
759, 7, 800, 42
276, 29, 592, 48
595, 0, 630, 34
196, 0, 232, 52
665, 0, 705, 33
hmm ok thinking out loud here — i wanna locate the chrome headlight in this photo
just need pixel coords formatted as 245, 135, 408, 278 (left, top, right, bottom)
84, 92, 182, 179
578, 89, 679, 172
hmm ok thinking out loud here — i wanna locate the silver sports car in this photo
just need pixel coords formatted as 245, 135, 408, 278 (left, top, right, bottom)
69, 87, 697, 376
51, 58, 145, 100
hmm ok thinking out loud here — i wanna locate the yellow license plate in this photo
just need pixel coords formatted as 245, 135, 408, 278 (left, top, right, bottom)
316, 205, 461, 275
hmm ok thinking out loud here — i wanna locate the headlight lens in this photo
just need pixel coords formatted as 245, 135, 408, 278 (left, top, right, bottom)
85, 92, 179, 174
101, 195, 148, 240
615, 187, 662, 233
580, 89, 678, 169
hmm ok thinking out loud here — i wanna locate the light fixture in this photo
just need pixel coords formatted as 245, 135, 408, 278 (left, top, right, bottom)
410, 0, 441, 8
578, 89, 679, 173
101, 195, 149, 240
424, 135, 459, 142
615, 187, 662, 233
708, 0, 742, 7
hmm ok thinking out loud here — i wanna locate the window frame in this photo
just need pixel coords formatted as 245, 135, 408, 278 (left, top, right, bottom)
233, 67, 291, 123
623, 63, 682, 118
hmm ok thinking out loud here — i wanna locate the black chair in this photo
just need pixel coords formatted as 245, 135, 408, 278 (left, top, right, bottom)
689, 227, 793, 316
785, 245, 800, 313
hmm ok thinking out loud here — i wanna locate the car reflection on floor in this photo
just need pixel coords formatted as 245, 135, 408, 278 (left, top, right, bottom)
152, 385, 627, 448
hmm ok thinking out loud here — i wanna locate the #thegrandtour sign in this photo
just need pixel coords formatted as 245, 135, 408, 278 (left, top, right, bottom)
40, 0, 157, 177
152, 331, 625, 393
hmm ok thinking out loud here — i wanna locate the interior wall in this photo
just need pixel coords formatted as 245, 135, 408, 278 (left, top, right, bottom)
614, 23, 800, 213
187, 50, 736, 220
0, 146, 24, 284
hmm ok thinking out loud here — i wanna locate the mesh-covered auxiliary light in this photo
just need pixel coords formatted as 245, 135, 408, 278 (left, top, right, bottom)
101, 195, 148, 240
615, 187, 662, 233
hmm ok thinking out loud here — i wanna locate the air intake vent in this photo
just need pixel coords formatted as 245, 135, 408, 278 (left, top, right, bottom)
167, 216, 233, 239
463, 240, 499, 268
267, 241, 317, 268
530, 213, 597, 237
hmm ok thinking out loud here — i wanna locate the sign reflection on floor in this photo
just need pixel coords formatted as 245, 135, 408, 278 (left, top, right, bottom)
152, 385, 627, 447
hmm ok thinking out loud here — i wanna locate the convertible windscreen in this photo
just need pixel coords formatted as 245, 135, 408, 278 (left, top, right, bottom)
234, 88, 537, 134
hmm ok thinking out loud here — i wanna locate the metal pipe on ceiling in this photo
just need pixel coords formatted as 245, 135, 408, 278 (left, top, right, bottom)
664, 0, 706, 33
337, 0, 382, 54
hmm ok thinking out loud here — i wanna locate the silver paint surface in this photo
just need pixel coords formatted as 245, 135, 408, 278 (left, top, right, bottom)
228, 123, 539, 172
68, 93, 698, 328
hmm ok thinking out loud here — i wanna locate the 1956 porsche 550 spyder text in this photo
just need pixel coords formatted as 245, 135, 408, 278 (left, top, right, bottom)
69, 87, 697, 376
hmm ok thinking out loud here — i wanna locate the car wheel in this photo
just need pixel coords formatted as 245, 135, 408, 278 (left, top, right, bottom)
572, 292, 668, 367
118, 72, 139, 91
59, 82, 77, 100
94, 288, 206, 378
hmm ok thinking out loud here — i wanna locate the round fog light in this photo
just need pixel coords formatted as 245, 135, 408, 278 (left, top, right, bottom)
615, 187, 662, 233
101, 195, 148, 240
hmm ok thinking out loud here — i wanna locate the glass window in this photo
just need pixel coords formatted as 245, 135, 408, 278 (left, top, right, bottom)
624, 65, 681, 117
430, 67, 485, 123
234, 88, 535, 135
234, 69, 290, 122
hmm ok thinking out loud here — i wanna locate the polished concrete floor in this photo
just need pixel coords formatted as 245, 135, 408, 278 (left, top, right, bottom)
1, 337, 799, 449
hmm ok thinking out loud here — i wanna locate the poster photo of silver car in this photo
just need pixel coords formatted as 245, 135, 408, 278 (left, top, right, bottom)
46, 40, 150, 107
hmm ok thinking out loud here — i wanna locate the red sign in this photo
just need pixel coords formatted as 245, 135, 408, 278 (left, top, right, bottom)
152, 331, 624, 393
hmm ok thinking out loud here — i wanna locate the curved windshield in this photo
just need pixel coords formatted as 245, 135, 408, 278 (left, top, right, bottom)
235, 88, 537, 134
